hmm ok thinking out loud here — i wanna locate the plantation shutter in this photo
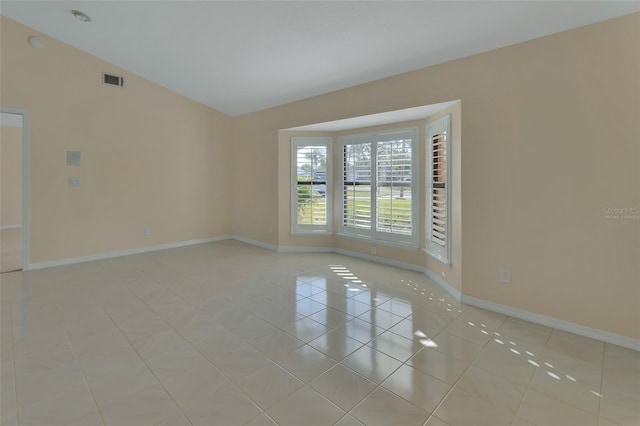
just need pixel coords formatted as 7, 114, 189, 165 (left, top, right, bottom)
340, 128, 417, 247
376, 132, 413, 235
426, 115, 451, 262
342, 139, 372, 231
291, 137, 331, 234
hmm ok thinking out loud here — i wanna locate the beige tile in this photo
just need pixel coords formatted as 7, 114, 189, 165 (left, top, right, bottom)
86, 362, 159, 408
143, 346, 211, 382
600, 390, 640, 426
382, 364, 450, 413
117, 316, 172, 346
497, 317, 552, 346
76, 348, 142, 380
6, 242, 637, 426
377, 298, 415, 317
540, 348, 603, 388
309, 364, 376, 411
351, 387, 430, 426
280, 317, 331, 343
341, 345, 402, 383
528, 365, 601, 413
100, 384, 189, 426
17, 383, 98, 426
332, 317, 385, 344
597, 417, 623, 426
407, 347, 471, 385
308, 330, 364, 361
434, 366, 524, 426
247, 329, 305, 361
330, 299, 372, 317
484, 331, 546, 362
430, 331, 484, 363
160, 363, 231, 414
390, 308, 451, 340
222, 312, 278, 340
237, 362, 304, 409
440, 318, 494, 346
357, 308, 404, 329
334, 414, 365, 426
1, 361, 17, 426
424, 416, 451, 426
457, 307, 507, 330
267, 385, 345, 426
308, 307, 355, 329
293, 298, 327, 317
14, 358, 87, 408
276, 344, 337, 382
367, 330, 423, 362
546, 330, 605, 365
603, 367, 640, 399
187, 383, 262, 425
201, 341, 272, 382
65, 411, 104, 426
513, 389, 598, 426
473, 345, 536, 386
244, 413, 279, 426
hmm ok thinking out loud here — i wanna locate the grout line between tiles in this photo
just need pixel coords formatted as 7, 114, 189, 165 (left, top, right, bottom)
94, 276, 201, 426
52, 302, 107, 426
7, 300, 20, 426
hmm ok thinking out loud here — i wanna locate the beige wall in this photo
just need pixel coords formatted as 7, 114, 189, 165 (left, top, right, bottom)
233, 14, 639, 339
1, 125, 23, 226
0, 17, 233, 263
1, 14, 638, 340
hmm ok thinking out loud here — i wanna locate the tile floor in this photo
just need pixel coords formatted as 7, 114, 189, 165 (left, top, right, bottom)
1, 240, 638, 426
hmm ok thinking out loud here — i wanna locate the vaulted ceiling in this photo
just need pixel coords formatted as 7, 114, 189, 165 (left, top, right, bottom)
2, 1, 638, 116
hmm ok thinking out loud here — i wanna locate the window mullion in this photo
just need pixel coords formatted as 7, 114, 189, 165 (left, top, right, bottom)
371, 140, 377, 233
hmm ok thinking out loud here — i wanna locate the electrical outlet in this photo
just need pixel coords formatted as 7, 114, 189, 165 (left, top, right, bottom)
371, 247, 377, 255
499, 268, 511, 284
144, 226, 152, 236
68, 176, 81, 187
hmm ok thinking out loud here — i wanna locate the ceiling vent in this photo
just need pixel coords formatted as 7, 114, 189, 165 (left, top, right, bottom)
102, 72, 124, 87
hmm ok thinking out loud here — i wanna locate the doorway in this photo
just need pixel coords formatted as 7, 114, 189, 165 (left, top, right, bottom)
1, 109, 29, 273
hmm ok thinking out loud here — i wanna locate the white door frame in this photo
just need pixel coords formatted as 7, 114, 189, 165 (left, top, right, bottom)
1, 107, 30, 270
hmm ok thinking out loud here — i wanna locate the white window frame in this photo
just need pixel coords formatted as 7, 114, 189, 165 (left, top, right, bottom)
339, 128, 418, 249
291, 137, 332, 235
425, 115, 451, 264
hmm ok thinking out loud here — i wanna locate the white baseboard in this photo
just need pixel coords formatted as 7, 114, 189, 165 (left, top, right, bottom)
231, 235, 279, 251
27, 236, 233, 270
422, 268, 462, 301
462, 295, 640, 351
0, 225, 22, 230
278, 245, 335, 253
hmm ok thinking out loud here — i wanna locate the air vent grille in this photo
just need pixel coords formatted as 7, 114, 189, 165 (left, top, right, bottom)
102, 72, 124, 87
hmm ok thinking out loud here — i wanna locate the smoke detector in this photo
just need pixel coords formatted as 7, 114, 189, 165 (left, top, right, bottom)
72, 10, 92, 23
29, 36, 45, 49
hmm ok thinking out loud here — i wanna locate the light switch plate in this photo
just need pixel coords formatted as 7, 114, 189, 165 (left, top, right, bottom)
68, 176, 81, 187
67, 151, 81, 166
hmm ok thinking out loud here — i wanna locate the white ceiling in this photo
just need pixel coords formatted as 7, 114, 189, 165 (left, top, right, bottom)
2, 1, 638, 117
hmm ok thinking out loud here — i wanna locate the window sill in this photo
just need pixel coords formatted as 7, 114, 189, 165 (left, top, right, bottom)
423, 248, 451, 265
336, 233, 419, 251
290, 230, 332, 236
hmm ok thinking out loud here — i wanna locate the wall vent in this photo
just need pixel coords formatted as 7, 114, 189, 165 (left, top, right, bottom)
102, 72, 124, 87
